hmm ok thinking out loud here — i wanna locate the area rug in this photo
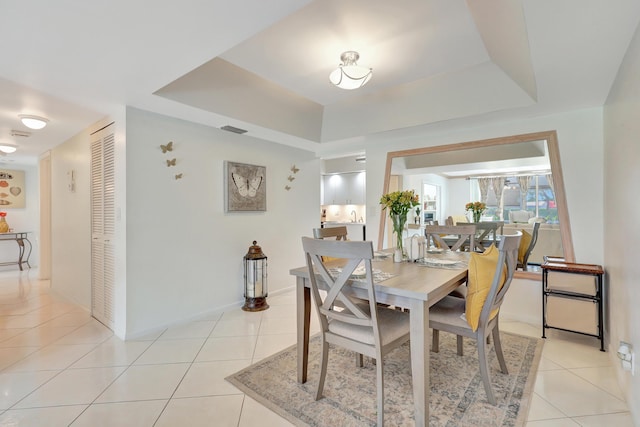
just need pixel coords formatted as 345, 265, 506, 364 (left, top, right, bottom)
226, 331, 543, 427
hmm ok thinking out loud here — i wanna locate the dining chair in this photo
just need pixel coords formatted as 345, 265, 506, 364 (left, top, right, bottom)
425, 224, 477, 252
425, 224, 477, 298
473, 221, 504, 252
429, 232, 522, 405
301, 237, 411, 426
313, 226, 348, 240
517, 221, 541, 271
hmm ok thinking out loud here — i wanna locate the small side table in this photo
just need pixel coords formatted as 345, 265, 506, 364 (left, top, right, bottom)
542, 258, 605, 351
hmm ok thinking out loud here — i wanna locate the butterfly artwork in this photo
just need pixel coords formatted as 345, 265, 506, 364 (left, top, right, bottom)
160, 141, 173, 153
166, 158, 176, 167
287, 175, 295, 182
225, 161, 267, 212
290, 165, 300, 174
232, 172, 263, 198
175, 173, 183, 180
285, 185, 291, 191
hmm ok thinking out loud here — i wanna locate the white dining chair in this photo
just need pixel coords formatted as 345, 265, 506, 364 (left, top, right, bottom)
429, 232, 522, 405
301, 237, 410, 426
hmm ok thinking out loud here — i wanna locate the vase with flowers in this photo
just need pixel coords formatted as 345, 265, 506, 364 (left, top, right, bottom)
465, 201, 486, 223
0, 212, 9, 233
380, 190, 420, 262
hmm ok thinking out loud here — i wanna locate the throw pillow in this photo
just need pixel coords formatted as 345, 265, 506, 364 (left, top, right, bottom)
518, 230, 532, 264
465, 244, 506, 331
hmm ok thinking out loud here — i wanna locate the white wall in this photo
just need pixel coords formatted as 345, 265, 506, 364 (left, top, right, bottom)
124, 108, 320, 337
603, 19, 640, 421
50, 130, 92, 307
0, 163, 40, 271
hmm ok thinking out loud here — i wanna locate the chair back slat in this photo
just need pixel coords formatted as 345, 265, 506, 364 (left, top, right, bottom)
425, 224, 476, 252
301, 237, 379, 332
313, 226, 348, 240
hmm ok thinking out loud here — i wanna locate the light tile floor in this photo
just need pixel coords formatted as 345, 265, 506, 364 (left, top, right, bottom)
0, 270, 633, 426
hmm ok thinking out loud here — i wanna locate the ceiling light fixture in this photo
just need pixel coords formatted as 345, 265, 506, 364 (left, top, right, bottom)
0, 143, 17, 154
329, 51, 372, 90
19, 115, 49, 130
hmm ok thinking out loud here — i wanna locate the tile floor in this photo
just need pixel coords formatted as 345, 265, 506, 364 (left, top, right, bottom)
0, 270, 633, 426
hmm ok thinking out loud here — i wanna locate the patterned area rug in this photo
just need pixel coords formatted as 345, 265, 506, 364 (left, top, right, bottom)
226, 331, 543, 427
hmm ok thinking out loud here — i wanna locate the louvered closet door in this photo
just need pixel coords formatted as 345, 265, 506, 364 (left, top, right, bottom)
90, 125, 115, 329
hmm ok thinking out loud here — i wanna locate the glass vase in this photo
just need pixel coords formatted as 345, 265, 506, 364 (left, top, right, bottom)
473, 211, 482, 223
391, 213, 407, 262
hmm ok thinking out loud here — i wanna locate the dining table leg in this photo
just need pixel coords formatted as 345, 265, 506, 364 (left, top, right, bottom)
410, 299, 429, 427
296, 277, 311, 383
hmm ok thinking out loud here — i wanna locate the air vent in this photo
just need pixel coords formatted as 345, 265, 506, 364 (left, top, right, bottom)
11, 130, 31, 138
220, 125, 247, 135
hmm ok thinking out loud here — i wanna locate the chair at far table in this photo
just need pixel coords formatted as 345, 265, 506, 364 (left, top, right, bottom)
429, 232, 522, 405
425, 224, 477, 252
473, 221, 504, 252
517, 222, 541, 271
313, 226, 348, 241
301, 237, 411, 427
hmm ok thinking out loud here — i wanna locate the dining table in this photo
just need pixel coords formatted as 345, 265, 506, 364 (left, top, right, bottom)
289, 250, 469, 426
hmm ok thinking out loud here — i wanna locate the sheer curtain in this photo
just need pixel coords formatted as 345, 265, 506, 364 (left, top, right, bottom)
490, 177, 506, 220
546, 173, 555, 196
517, 176, 531, 209
477, 178, 491, 204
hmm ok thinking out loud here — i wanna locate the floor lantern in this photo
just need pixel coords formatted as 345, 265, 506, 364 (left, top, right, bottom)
242, 240, 269, 311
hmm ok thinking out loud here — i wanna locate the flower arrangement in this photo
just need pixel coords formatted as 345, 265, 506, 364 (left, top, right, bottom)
380, 190, 420, 260
465, 201, 486, 223
380, 190, 420, 216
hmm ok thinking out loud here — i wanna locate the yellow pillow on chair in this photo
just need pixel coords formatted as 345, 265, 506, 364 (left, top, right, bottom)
465, 245, 506, 331
517, 230, 532, 264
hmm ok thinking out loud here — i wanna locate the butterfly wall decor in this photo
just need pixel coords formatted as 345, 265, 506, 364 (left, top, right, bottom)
160, 141, 173, 153
225, 161, 266, 212
287, 175, 295, 182
285, 185, 291, 191
175, 173, 183, 180
166, 158, 176, 167
291, 165, 300, 174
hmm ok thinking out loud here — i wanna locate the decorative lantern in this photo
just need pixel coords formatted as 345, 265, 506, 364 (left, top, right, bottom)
242, 240, 269, 311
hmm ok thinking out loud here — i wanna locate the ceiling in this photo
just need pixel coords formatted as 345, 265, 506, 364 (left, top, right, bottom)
1, 0, 639, 164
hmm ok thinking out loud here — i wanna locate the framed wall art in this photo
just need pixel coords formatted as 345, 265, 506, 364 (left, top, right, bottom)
0, 169, 25, 208
224, 161, 266, 212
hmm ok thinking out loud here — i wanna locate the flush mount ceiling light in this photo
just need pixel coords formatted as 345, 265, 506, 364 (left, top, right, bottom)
0, 143, 17, 154
19, 115, 49, 130
329, 51, 372, 90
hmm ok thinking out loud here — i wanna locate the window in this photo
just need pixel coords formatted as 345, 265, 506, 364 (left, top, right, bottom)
471, 175, 558, 223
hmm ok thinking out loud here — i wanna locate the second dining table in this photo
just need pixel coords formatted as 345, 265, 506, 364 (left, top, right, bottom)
289, 249, 469, 426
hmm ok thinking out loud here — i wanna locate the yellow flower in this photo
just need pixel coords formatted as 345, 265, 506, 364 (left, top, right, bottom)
380, 190, 420, 216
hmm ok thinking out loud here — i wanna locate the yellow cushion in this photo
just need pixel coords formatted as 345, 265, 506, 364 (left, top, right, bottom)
465, 244, 506, 331
518, 230, 532, 264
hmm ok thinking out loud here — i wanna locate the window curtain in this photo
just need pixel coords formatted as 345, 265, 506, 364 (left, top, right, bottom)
517, 176, 531, 209
477, 178, 491, 204
546, 173, 555, 196
490, 177, 506, 220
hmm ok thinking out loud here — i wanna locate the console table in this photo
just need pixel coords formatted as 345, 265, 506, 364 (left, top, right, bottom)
542, 257, 605, 351
0, 232, 32, 271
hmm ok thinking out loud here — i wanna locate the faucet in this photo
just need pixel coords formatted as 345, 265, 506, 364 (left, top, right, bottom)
350, 210, 357, 222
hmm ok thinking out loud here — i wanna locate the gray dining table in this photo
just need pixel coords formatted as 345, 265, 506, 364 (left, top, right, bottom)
289, 251, 469, 426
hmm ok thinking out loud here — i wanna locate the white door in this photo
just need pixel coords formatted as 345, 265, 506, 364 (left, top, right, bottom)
90, 124, 115, 329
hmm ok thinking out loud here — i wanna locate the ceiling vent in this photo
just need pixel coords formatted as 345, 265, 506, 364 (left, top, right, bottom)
10, 130, 31, 138
220, 125, 247, 134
